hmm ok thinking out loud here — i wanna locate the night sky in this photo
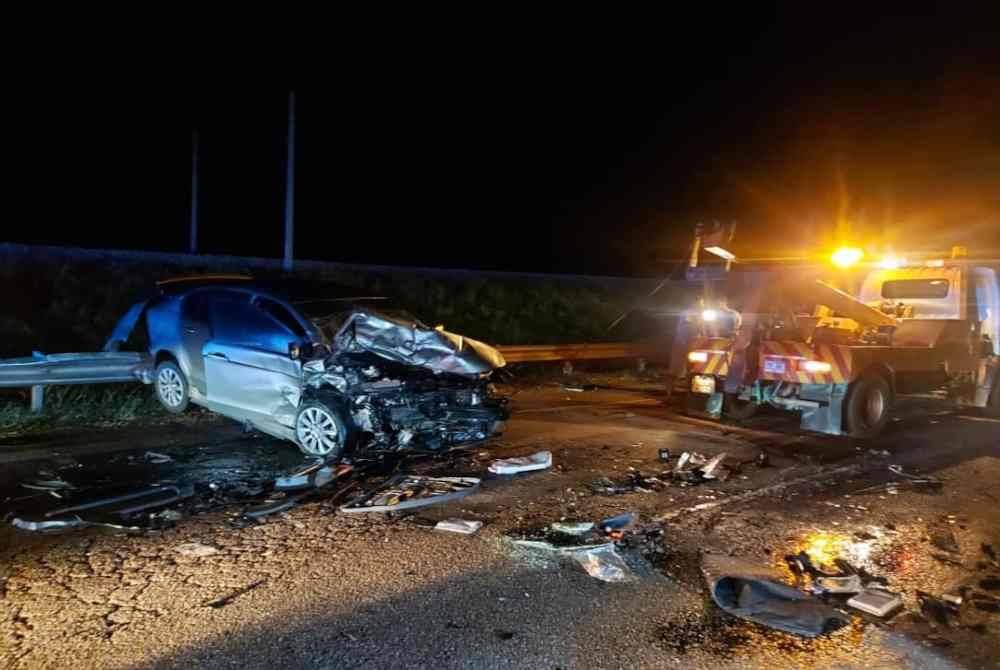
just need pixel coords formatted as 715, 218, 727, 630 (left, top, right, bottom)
10, 11, 1000, 275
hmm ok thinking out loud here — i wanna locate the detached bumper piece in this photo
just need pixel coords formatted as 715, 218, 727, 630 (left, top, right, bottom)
339, 474, 480, 514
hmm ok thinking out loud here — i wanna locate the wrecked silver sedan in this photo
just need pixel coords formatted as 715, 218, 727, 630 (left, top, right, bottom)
106, 277, 509, 458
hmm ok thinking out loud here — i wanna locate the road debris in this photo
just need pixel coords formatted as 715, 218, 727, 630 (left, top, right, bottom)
929, 526, 961, 554
702, 554, 850, 637
812, 574, 864, 595
339, 475, 480, 513
205, 578, 267, 609
550, 521, 594, 535
847, 587, 903, 617
568, 543, 634, 582
174, 542, 219, 558
488, 451, 552, 475
562, 383, 597, 392
144, 451, 173, 464
434, 518, 483, 535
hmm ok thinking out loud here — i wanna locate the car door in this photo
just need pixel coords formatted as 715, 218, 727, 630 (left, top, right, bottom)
203, 292, 305, 435
178, 291, 215, 400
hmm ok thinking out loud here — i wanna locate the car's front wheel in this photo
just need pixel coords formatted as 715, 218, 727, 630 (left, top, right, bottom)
294, 401, 347, 459
155, 361, 189, 413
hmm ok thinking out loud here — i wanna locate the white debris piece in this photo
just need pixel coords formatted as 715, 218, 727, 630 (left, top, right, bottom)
434, 519, 483, 535
568, 544, 634, 582
847, 587, 903, 617
174, 542, 219, 558
488, 451, 552, 475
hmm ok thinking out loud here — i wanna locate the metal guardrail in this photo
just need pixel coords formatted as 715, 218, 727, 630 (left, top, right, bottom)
0, 352, 151, 412
0, 342, 656, 413
496, 341, 656, 363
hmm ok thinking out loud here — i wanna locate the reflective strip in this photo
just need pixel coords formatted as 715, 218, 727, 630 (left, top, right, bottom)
759, 340, 852, 385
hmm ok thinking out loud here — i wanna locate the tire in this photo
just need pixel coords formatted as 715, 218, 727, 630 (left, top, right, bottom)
844, 372, 891, 439
723, 393, 758, 420
294, 400, 347, 459
154, 361, 189, 414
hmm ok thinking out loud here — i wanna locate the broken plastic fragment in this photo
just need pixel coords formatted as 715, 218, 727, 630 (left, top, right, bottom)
550, 521, 595, 536
700, 452, 728, 479
174, 542, 219, 558
812, 574, 863, 595
847, 587, 903, 617
434, 519, 483, 535
488, 451, 552, 475
567, 544, 634, 582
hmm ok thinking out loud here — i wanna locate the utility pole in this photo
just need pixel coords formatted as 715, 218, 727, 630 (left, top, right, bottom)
282, 91, 296, 271
189, 131, 199, 254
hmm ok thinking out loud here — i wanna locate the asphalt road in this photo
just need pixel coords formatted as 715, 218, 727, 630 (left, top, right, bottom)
1, 381, 998, 669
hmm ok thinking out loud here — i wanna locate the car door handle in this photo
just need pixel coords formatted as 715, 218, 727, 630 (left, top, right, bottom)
208, 352, 228, 360
184, 327, 198, 334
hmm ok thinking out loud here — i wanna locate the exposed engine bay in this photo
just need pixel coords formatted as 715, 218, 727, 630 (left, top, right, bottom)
302, 308, 509, 454
304, 351, 508, 454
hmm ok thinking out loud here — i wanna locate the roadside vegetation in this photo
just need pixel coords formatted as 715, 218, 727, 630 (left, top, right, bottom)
0, 385, 166, 435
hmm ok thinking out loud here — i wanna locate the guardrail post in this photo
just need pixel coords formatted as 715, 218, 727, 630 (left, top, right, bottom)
30, 385, 45, 413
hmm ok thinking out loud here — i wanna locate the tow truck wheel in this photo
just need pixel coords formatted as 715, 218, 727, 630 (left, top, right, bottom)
723, 393, 758, 420
154, 361, 189, 413
985, 375, 1000, 418
294, 401, 347, 459
845, 372, 891, 439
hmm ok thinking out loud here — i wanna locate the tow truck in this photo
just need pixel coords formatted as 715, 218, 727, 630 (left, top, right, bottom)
678, 227, 1000, 438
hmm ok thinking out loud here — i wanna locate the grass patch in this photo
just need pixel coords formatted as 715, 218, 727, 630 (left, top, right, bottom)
0, 384, 166, 434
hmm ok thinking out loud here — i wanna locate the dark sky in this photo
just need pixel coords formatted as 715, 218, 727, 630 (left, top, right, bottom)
10, 10, 1000, 275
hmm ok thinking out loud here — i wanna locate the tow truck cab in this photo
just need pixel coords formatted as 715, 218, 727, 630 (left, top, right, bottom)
684, 260, 1000, 438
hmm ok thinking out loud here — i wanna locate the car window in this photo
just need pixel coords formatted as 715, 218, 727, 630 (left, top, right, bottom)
209, 293, 297, 353
881, 279, 949, 299
253, 296, 306, 338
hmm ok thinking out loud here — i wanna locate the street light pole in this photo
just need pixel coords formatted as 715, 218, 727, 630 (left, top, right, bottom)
282, 91, 296, 271
190, 131, 199, 254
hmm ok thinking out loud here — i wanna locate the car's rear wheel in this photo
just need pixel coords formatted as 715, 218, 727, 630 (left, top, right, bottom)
295, 401, 347, 459
845, 372, 891, 438
155, 361, 189, 413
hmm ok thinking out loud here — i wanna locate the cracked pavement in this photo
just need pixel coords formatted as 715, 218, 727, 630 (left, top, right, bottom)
1, 382, 998, 669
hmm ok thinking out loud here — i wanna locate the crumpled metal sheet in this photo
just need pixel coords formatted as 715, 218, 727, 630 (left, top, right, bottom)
702, 554, 850, 637
333, 310, 506, 378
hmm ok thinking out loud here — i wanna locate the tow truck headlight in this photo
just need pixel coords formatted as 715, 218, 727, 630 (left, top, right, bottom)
691, 374, 716, 394
688, 351, 709, 363
803, 360, 832, 374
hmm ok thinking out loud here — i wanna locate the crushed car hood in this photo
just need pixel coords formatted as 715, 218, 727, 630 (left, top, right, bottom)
332, 309, 506, 377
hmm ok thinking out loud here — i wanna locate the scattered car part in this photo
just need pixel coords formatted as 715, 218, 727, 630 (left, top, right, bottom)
44, 485, 192, 519
550, 521, 595, 535
812, 574, 864, 595
702, 554, 850, 637
434, 519, 483, 535
339, 475, 480, 514
847, 587, 904, 617
487, 451, 552, 475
